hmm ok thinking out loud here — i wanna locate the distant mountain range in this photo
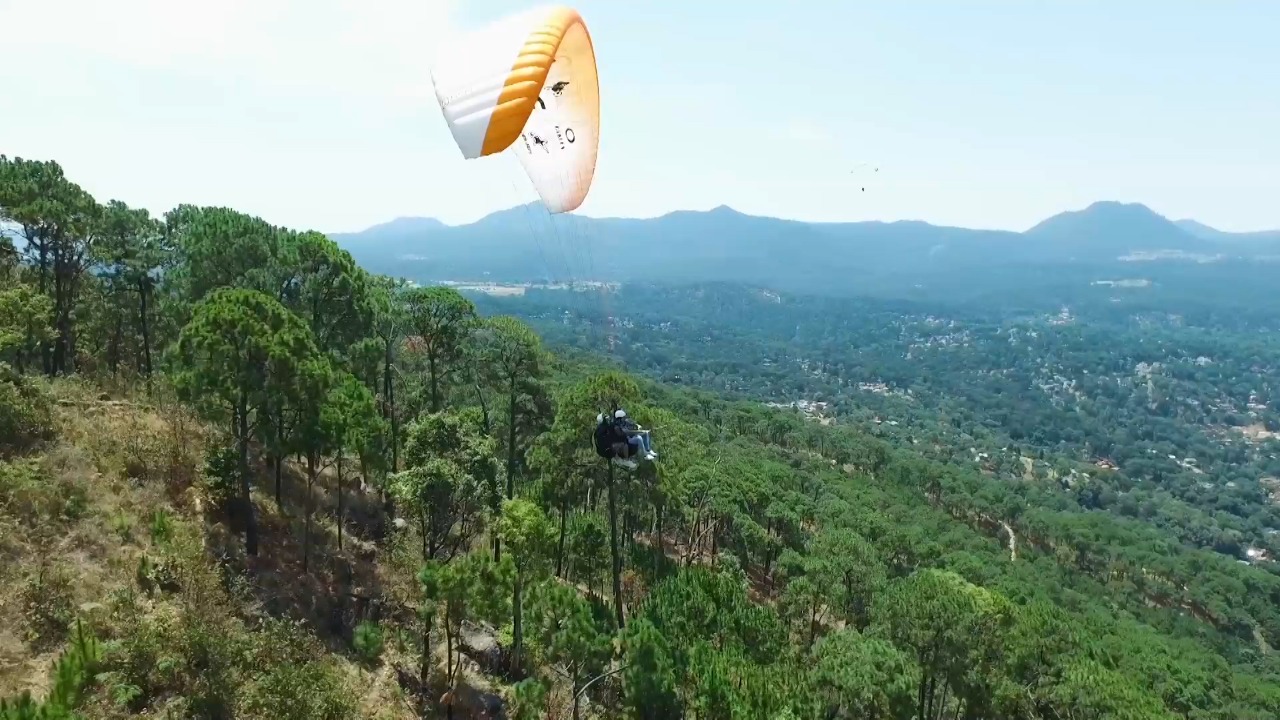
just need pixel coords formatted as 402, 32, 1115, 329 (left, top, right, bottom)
1173, 219, 1280, 243
331, 201, 1280, 298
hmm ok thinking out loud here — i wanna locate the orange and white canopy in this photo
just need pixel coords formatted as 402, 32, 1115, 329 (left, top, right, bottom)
431, 5, 600, 214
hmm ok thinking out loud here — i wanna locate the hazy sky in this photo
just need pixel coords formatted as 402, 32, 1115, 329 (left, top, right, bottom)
2, 0, 1276, 233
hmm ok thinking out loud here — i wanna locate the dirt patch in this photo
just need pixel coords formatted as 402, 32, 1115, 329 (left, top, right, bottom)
1243, 424, 1278, 440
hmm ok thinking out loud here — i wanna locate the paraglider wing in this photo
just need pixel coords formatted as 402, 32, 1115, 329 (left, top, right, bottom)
431, 5, 600, 214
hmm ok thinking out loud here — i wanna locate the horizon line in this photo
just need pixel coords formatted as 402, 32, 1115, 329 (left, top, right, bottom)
331, 200, 1280, 237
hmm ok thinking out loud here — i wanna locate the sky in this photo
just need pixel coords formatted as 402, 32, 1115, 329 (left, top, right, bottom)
1, 0, 1277, 234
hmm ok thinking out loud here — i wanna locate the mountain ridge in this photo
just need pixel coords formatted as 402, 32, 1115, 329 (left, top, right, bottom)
339, 200, 1280, 239
331, 200, 1280, 296
1174, 218, 1280, 243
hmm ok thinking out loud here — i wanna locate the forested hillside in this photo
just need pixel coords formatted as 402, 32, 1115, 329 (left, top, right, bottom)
4, 155, 1280, 719
476, 284, 1280, 562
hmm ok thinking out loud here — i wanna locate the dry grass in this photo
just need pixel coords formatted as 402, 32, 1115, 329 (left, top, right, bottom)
0, 379, 199, 698
0, 385, 187, 688
0, 376, 535, 719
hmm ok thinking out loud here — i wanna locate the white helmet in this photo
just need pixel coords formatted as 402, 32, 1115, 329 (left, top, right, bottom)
614, 409, 627, 419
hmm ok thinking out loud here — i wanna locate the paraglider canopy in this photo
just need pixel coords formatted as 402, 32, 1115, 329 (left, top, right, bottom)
430, 5, 601, 214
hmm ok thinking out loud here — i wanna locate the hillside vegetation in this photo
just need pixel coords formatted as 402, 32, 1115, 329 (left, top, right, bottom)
3, 155, 1280, 719
480, 283, 1280, 560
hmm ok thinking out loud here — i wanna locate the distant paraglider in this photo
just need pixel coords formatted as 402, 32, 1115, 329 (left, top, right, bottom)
851, 164, 879, 191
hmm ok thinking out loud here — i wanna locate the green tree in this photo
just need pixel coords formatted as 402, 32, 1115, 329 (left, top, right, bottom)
810, 629, 916, 720
164, 206, 292, 328
0, 229, 14, 272
779, 573, 825, 651
172, 288, 322, 556
404, 286, 476, 412
808, 527, 886, 631
497, 498, 556, 678
0, 156, 99, 374
634, 566, 789, 688
292, 357, 338, 573
871, 568, 1015, 720
1045, 659, 1176, 720
567, 513, 611, 598
326, 374, 381, 549
621, 618, 680, 720
508, 677, 551, 720
95, 200, 169, 381
391, 412, 497, 562
526, 581, 613, 720
999, 600, 1082, 718
259, 384, 304, 514
280, 230, 373, 360
369, 276, 409, 474
0, 285, 53, 374
528, 383, 602, 574
476, 316, 546, 498
180, 207, 289, 295
424, 551, 512, 720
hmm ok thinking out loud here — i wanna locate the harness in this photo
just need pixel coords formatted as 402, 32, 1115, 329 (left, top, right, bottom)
592, 409, 632, 459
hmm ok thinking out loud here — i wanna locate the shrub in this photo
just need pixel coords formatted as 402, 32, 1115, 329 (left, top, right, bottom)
156, 396, 203, 503
241, 619, 357, 720
0, 458, 49, 525
135, 554, 179, 596
0, 365, 55, 457
119, 411, 158, 483
508, 677, 551, 720
353, 620, 385, 664
100, 530, 245, 716
0, 618, 103, 718
19, 565, 75, 651
149, 508, 173, 545
111, 510, 135, 543
59, 481, 88, 521
103, 582, 241, 717
0, 456, 91, 547
201, 444, 238, 512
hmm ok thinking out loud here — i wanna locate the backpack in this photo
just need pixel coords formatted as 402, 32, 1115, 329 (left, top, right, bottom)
593, 421, 616, 459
